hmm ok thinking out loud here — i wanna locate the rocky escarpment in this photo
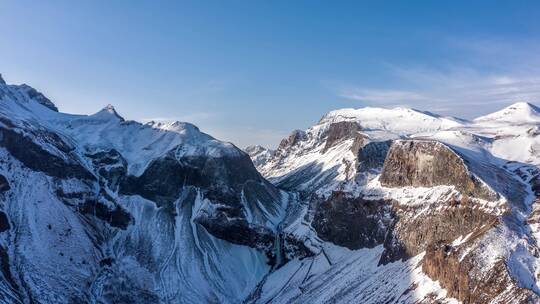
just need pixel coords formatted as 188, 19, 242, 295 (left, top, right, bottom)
312, 192, 392, 249
322, 121, 365, 153
356, 140, 391, 173
119, 148, 278, 209
422, 240, 535, 303
380, 140, 496, 200
379, 197, 501, 264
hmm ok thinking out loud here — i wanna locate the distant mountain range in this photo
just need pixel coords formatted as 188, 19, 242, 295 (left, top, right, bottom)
1, 73, 540, 303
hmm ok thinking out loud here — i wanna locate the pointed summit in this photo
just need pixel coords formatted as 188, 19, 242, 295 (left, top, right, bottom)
102, 104, 117, 113
93, 104, 125, 121
474, 101, 540, 123
0, 73, 5, 85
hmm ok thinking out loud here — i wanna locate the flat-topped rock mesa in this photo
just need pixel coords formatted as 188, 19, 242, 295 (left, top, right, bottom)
380, 140, 497, 201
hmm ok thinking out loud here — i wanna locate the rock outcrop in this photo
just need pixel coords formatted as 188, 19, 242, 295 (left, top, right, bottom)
379, 197, 501, 264
0, 126, 94, 180
380, 140, 496, 200
312, 192, 392, 249
275, 130, 306, 158
423, 241, 535, 303
322, 121, 365, 153
0, 174, 9, 193
245, 145, 275, 168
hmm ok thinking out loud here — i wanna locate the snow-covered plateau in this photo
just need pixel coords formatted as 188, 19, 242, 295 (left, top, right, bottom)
1, 72, 540, 303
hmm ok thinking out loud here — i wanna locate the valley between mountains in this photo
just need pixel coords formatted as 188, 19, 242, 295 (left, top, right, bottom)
1, 74, 540, 303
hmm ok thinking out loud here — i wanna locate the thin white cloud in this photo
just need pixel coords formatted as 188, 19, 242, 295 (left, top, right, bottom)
338, 37, 540, 118
339, 88, 430, 104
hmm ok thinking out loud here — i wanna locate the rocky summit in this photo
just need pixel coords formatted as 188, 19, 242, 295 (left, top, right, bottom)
2, 76, 540, 304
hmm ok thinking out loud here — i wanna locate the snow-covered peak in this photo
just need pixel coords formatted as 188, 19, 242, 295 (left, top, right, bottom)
245, 145, 275, 168
244, 145, 263, 154
145, 120, 200, 133
474, 102, 540, 124
316, 106, 463, 136
91, 104, 124, 121
0, 78, 243, 176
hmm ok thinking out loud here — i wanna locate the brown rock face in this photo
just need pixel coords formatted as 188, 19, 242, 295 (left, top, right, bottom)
322, 121, 365, 153
380, 140, 495, 200
276, 130, 306, 157
379, 197, 500, 264
423, 242, 536, 303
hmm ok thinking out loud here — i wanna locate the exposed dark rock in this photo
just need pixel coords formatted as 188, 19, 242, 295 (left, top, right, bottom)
0, 74, 5, 85
0, 212, 10, 232
282, 233, 316, 261
120, 149, 265, 207
356, 140, 392, 172
86, 149, 127, 190
0, 127, 94, 180
99, 257, 115, 267
0, 246, 21, 300
79, 200, 132, 230
312, 192, 393, 250
0, 174, 10, 193
380, 140, 495, 200
195, 212, 275, 252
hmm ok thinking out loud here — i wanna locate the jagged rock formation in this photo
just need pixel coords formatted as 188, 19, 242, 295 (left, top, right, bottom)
245, 145, 275, 168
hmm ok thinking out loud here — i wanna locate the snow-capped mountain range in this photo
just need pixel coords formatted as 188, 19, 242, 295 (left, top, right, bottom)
1, 73, 540, 303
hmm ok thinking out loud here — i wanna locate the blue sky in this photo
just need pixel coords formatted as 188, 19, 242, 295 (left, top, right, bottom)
1, 1, 540, 148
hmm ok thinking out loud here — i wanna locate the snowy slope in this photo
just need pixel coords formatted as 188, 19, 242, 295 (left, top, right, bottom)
0, 78, 290, 303
320, 106, 464, 134
474, 102, 540, 124
250, 102, 540, 303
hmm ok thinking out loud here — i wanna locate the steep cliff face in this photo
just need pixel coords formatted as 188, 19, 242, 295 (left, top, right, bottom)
312, 192, 392, 249
380, 140, 496, 200
422, 241, 535, 303
379, 197, 502, 264
321, 121, 364, 153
